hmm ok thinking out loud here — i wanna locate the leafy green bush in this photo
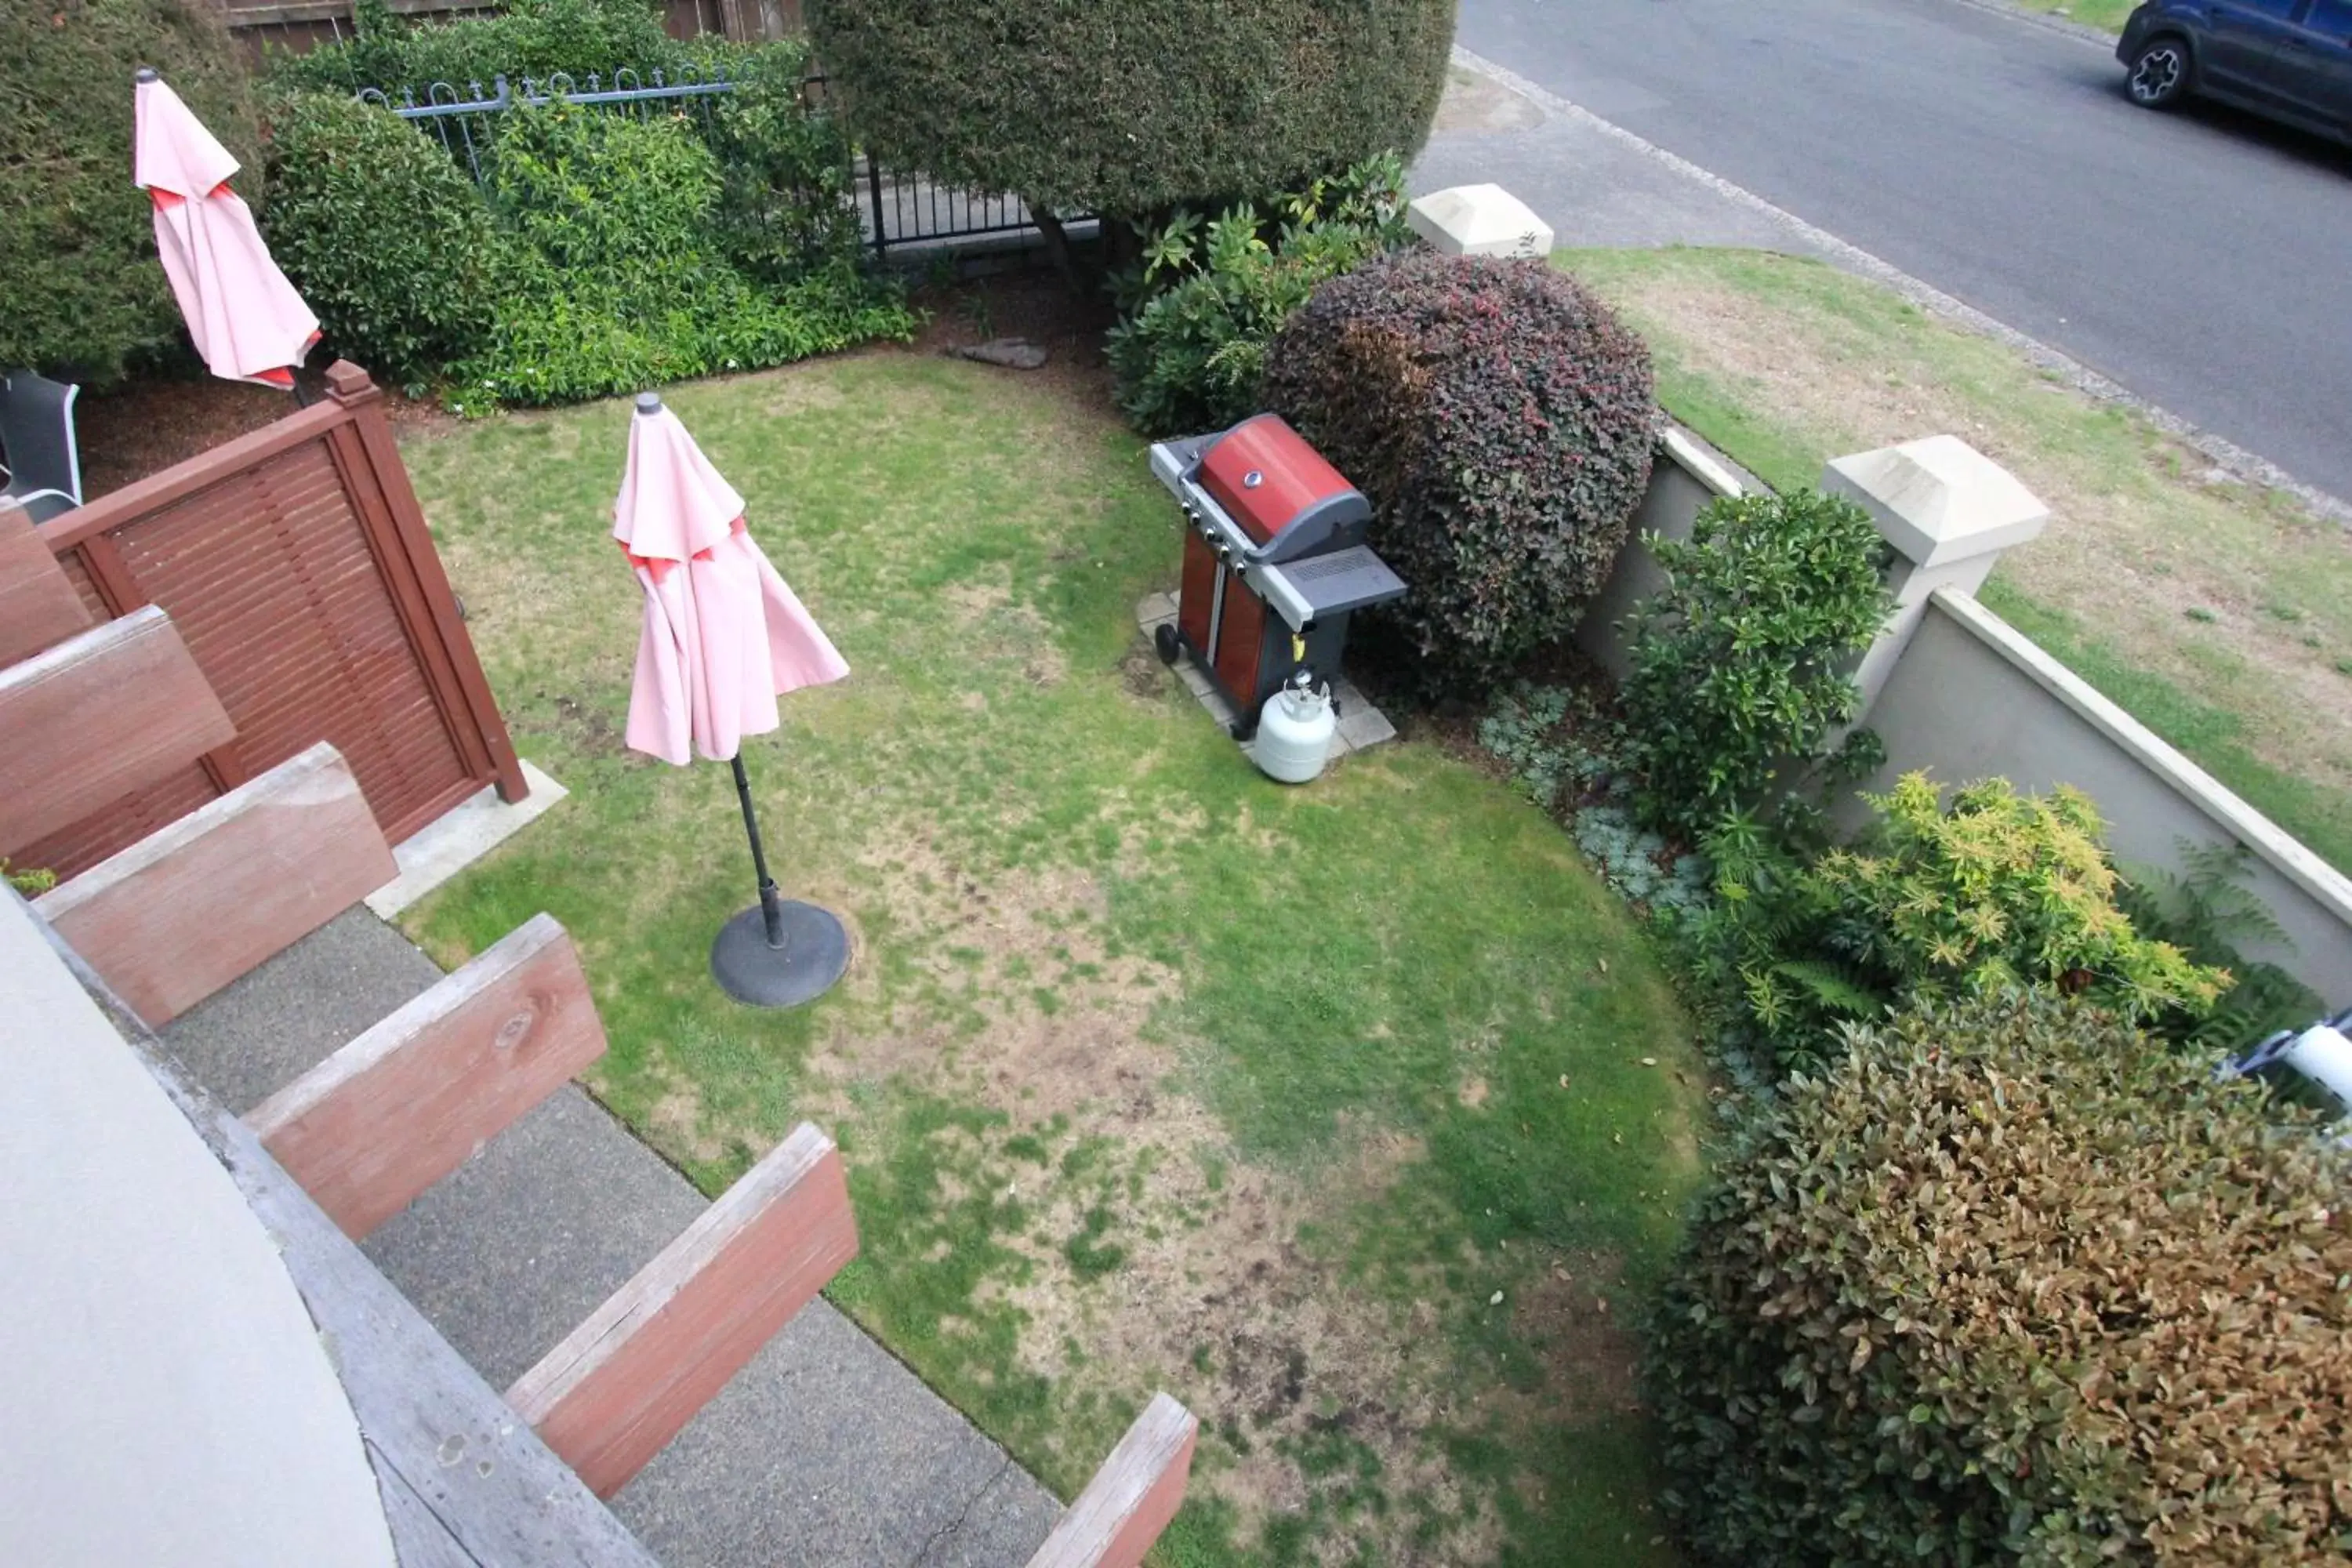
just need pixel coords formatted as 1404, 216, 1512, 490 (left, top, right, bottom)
261, 92, 495, 390
1261, 254, 1657, 690
1621, 490, 1893, 838
1, 0, 260, 382
1650, 991, 2352, 1567
1106, 155, 1407, 436
267, 0, 684, 95
448, 103, 910, 409
1694, 772, 2227, 1068
806, 0, 1453, 218
698, 39, 866, 287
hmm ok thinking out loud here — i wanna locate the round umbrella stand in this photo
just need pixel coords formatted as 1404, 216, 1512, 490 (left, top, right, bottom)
710, 898, 850, 1009
709, 754, 849, 1009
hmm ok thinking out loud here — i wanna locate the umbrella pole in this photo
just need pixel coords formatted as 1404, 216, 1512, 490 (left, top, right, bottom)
708, 750, 850, 1009
730, 753, 786, 949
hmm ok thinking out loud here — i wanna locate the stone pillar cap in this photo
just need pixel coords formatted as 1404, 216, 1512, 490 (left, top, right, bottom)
1824, 434, 2050, 569
1405, 183, 1555, 260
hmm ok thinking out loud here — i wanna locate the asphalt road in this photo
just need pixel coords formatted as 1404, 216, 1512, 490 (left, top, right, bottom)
1457, 0, 2352, 500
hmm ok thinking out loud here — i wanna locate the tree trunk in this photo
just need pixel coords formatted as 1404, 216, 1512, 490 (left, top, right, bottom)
1028, 205, 1082, 295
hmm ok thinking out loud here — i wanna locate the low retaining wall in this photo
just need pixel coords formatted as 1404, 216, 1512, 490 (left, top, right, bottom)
1851, 590, 2352, 991
1574, 426, 1749, 681
1577, 423, 2351, 1003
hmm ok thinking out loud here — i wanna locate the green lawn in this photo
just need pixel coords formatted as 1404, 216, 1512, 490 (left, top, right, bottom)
399, 354, 1706, 1565
1559, 245, 2352, 877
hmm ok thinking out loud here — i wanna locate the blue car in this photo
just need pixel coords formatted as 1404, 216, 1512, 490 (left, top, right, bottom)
2119, 0, 2352, 143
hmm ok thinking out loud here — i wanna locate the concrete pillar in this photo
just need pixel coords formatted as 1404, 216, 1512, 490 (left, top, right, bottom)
1824, 434, 2049, 720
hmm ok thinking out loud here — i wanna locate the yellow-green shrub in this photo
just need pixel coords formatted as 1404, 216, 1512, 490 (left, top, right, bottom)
1695, 773, 2227, 1068
1649, 992, 2352, 1566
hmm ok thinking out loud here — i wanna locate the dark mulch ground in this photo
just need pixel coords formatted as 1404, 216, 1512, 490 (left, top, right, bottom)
72, 362, 452, 503
73, 263, 1104, 503
906, 264, 1119, 409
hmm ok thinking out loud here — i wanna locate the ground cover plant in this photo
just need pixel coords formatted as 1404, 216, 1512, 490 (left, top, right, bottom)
399, 352, 1708, 1564
1556, 246, 2352, 877
2007, 0, 2136, 30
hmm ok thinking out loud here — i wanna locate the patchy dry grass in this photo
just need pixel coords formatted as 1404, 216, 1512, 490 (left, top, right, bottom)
400, 353, 1706, 1565
1561, 245, 2352, 875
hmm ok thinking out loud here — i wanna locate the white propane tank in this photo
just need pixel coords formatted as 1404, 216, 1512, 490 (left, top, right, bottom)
1254, 669, 1337, 784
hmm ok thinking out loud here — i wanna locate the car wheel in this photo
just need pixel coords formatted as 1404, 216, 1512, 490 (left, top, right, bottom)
2127, 35, 2192, 109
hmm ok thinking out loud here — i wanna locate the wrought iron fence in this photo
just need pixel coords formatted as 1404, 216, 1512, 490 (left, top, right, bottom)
358, 65, 1087, 259
358, 65, 738, 186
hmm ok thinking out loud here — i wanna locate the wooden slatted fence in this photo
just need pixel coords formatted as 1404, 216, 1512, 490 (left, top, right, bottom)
24, 362, 522, 882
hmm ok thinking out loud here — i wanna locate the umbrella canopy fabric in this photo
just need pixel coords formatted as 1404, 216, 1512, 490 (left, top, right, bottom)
616, 401, 848, 765
133, 74, 320, 389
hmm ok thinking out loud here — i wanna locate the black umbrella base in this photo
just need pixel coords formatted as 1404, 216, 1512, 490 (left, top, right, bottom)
710, 900, 851, 1009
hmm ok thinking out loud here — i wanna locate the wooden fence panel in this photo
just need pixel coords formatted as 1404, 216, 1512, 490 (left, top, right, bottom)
26, 363, 521, 880
0, 607, 235, 856
35, 744, 396, 1025
245, 913, 606, 1241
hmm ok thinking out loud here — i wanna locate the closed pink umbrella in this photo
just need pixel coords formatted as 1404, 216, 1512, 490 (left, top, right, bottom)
134, 68, 320, 391
617, 391, 851, 1007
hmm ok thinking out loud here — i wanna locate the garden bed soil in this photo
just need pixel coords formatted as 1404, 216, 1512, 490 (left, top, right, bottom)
71, 365, 452, 503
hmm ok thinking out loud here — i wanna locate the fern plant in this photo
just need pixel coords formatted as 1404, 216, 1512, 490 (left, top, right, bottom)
2120, 841, 2325, 1052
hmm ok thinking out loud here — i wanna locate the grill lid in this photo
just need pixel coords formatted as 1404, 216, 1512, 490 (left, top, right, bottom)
1196, 415, 1368, 561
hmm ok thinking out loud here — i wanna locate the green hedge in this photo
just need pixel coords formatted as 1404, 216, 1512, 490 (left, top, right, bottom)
262, 92, 495, 390
1649, 990, 2352, 1566
806, 0, 1454, 216
1262, 254, 1657, 691
445, 102, 910, 409
267, 0, 684, 95
1, 0, 260, 383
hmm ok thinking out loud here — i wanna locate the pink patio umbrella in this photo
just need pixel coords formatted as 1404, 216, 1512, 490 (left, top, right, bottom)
617, 391, 853, 1007
133, 68, 320, 393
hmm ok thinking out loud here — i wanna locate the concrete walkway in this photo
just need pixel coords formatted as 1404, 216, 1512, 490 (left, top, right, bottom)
1414, 53, 1839, 258
163, 908, 1060, 1568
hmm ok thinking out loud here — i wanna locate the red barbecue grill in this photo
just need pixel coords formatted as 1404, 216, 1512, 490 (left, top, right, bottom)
1149, 415, 1406, 740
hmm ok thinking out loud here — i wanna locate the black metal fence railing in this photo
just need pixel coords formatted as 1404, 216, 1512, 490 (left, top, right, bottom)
359, 66, 739, 187
359, 66, 1088, 260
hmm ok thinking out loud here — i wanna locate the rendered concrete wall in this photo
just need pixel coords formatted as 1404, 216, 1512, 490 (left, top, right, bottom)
0, 896, 397, 1568
1575, 424, 1750, 679
1569, 425, 2350, 1004
1849, 592, 2352, 999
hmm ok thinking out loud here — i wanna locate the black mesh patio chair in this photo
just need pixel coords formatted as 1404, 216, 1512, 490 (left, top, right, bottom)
1, 370, 85, 524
